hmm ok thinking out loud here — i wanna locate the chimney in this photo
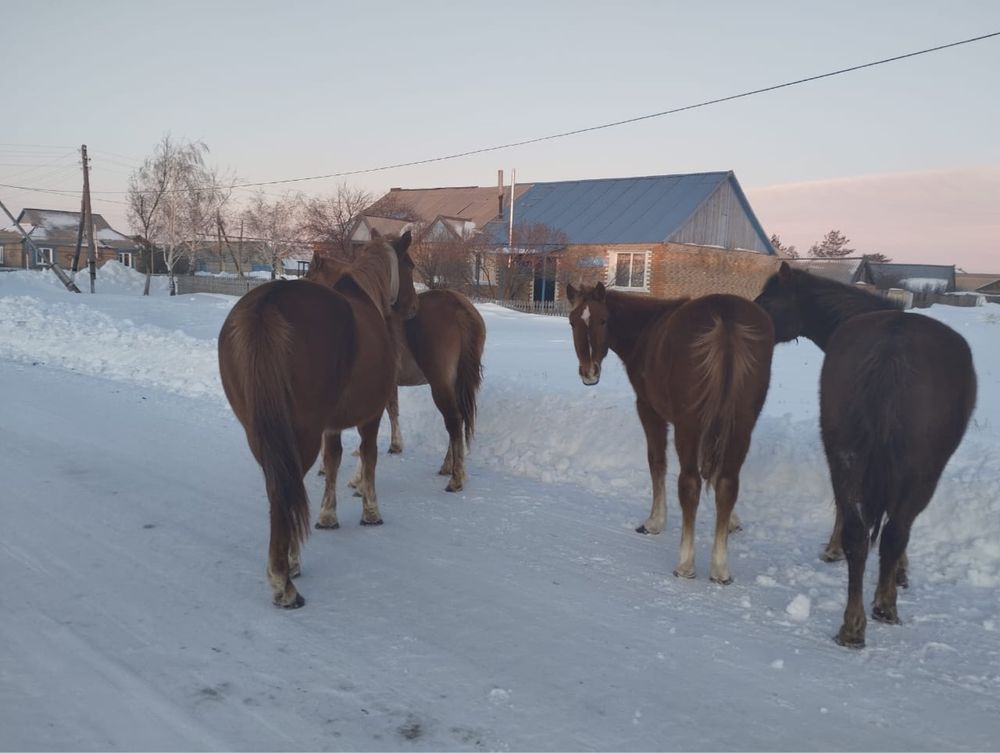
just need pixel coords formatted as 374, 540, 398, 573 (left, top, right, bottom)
497, 169, 504, 218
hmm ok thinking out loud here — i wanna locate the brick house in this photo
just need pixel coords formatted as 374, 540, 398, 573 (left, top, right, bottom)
0, 208, 140, 270
359, 172, 779, 303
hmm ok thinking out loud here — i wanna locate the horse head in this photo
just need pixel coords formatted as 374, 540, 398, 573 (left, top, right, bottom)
566, 281, 610, 386
754, 261, 804, 343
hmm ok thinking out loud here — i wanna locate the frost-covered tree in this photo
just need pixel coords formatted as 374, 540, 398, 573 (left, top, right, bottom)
300, 183, 373, 262
242, 191, 304, 279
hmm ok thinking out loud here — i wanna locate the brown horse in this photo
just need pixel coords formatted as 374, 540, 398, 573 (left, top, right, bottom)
566, 282, 774, 584
309, 255, 486, 492
386, 289, 485, 491
218, 231, 417, 608
755, 262, 976, 647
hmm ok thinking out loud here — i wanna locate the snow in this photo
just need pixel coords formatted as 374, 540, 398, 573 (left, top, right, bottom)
1, 271, 999, 750
900, 277, 949, 293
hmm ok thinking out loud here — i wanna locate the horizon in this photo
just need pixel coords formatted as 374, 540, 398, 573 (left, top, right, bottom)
2, 0, 998, 271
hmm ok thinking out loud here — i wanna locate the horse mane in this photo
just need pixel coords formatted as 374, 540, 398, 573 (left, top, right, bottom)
605, 289, 688, 331
793, 268, 900, 321
334, 240, 397, 315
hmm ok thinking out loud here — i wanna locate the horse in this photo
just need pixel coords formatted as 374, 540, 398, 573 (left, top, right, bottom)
218, 230, 417, 608
755, 262, 977, 647
566, 282, 774, 584
386, 288, 485, 492
308, 254, 486, 492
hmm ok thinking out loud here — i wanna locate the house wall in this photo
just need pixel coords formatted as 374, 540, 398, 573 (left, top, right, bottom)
669, 181, 771, 253
557, 242, 779, 301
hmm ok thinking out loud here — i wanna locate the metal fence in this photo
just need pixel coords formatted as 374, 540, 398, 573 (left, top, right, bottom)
174, 275, 270, 296
472, 297, 569, 317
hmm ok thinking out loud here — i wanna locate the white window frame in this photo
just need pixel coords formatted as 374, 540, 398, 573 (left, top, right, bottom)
0, 245, 5, 265
118, 251, 134, 268
36, 247, 54, 266
608, 250, 650, 292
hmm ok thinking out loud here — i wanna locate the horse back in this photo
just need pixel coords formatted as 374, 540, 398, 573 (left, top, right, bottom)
404, 289, 485, 386
643, 294, 774, 422
821, 311, 976, 467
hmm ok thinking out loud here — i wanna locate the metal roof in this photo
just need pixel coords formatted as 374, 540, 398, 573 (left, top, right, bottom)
15, 208, 138, 250
481, 171, 772, 250
789, 257, 867, 285
867, 262, 955, 291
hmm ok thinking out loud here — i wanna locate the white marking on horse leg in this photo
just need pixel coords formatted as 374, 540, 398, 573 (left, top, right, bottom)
641, 474, 667, 535
438, 443, 454, 475
675, 524, 696, 579
728, 511, 742, 533
288, 537, 302, 578
316, 431, 343, 529
709, 527, 731, 584
445, 436, 465, 492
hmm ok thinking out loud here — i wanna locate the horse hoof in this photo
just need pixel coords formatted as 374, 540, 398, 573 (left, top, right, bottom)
673, 568, 696, 580
360, 518, 384, 527
317, 468, 326, 477
710, 576, 733, 586
896, 572, 909, 589
872, 606, 900, 625
315, 520, 340, 530
728, 524, 743, 535
445, 482, 463, 493
636, 524, 662, 535
388, 446, 402, 455
834, 632, 865, 649
274, 593, 305, 609
820, 549, 845, 563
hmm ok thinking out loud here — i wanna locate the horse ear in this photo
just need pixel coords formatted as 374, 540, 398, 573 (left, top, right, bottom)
566, 283, 579, 304
370, 228, 382, 240
394, 230, 413, 255
777, 261, 793, 286
594, 281, 606, 301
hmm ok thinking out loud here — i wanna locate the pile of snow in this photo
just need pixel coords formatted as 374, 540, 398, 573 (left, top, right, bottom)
0, 260, 170, 296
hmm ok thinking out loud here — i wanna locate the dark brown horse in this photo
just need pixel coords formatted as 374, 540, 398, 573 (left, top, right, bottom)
218, 231, 416, 608
755, 262, 977, 647
309, 255, 486, 492
566, 283, 774, 584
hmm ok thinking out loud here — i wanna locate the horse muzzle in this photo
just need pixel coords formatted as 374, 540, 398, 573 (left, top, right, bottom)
579, 363, 601, 386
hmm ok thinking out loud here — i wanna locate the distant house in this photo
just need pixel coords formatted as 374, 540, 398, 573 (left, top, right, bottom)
788, 257, 868, 285
956, 273, 1000, 295
865, 262, 956, 295
0, 208, 140, 270
360, 171, 778, 303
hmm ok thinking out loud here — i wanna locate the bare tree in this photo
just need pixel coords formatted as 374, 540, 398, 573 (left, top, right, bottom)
301, 183, 373, 261
477, 222, 568, 301
412, 231, 477, 291
127, 135, 211, 295
809, 229, 855, 258
180, 165, 236, 276
366, 192, 421, 222
242, 191, 304, 279
770, 233, 799, 259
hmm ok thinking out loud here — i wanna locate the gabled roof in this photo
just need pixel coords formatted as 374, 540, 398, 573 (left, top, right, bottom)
15, 208, 138, 250
482, 171, 773, 252
372, 185, 532, 230
956, 272, 1000, 292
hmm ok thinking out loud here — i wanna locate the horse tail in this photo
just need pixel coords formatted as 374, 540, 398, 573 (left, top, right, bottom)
227, 292, 311, 552
690, 314, 768, 490
849, 346, 912, 543
454, 293, 486, 448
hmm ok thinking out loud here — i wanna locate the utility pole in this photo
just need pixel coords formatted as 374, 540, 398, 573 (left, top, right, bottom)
0, 198, 80, 293
81, 144, 98, 293
71, 145, 88, 273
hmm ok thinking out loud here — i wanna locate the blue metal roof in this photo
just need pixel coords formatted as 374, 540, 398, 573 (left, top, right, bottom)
482, 171, 772, 251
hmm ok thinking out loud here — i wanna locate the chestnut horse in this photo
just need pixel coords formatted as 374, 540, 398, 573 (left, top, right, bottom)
755, 262, 976, 647
308, 255, 485, 492
387, 289, 485, 491
566, 283, 774, 584
218, 231, 416, 608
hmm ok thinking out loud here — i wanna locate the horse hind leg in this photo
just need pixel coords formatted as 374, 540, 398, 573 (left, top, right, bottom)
357, 418, 384, 525
830, 453, 869, 647
821, 505, 845, 562
316, 430, 343, 529
387, 385, 403, 454
635, 401, 668, 535
709, 474, 740, 585
672, 424, 701, 578
431, 382, 465, 492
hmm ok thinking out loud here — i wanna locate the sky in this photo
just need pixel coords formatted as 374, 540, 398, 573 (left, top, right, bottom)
2, 0, 998, 269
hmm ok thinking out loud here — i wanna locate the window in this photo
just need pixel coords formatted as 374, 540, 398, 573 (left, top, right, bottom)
0, 245, 4, 265
36, 247, 54, 266
610, 251, 648, 290
118, 252, 134, 268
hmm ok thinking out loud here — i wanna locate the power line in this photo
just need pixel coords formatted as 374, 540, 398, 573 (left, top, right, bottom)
1, 31, 997, 199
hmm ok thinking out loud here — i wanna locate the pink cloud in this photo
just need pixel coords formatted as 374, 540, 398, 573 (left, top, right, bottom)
746, 167, 1000, 272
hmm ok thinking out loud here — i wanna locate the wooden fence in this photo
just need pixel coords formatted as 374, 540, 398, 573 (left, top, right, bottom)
472, 298, 569, 317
